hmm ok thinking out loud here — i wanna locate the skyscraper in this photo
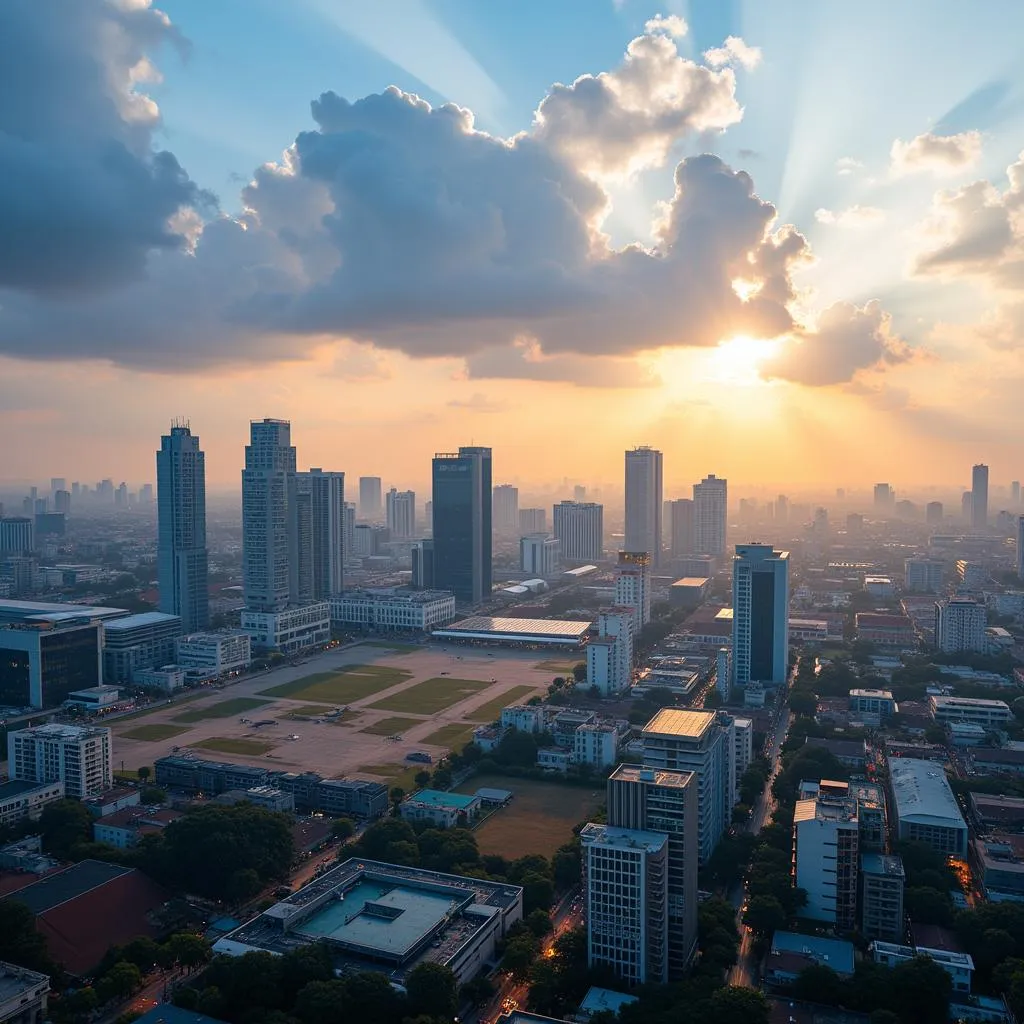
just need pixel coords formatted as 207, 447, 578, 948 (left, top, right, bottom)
156, 423, 209, 632
731, 544, 789, 689
693, 474, 727, 556
299, 469, 346, 598
552, 501, 604, 562
972, 463, 989, 530
1013, 481, 1021, 506
1018, 517, 1024, 581
359, 477, 383, 521
432, 446, 492, 604
519, 507, 546, 534
492, 484, 519, 534
625, 447, 663, 568
667, 498, 694, 557
385, 488, 416, 539
926, 501, 944, 525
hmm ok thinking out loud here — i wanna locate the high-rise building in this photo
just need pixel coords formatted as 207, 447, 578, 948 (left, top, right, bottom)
731, 544, 789, 689
49, 478, 66, 495
492, 484, 519, 534
8, 723, 112, 798
53, 490, 71, 514
385, 488, 416, 540
1018, 517, 1024, 581
71, 482, 80, 499
775, 494, 789, 522
138, 483, 154, 505
935, 597, 987, 654
693, 475, 727, 557
0, 518, 34, 555
582, 823, 669, 985
860, 854, 905, 943
157, 423, 209, 633
520, 533, 560, 577
115, 482, 128, 507
432, 446, 492, 604
642, 709, 733, 864
962, 491, 973, 522
625, 447, 663, 568
411, 540, 435, 589
904, 558, 945, 594
716, 647, 731, 703
873, 483, 895, 510
606, 765, 699, 975
518, 508, 546, 534
1014, 481, 1021, 506
299, 469, 346, 598
342, 502, 356, 564
358, 477, 383, 521
972, 463, 989, 529
553, 501, 604, 563
242, 419, 297, 613
926, 501, 944, 525
574, 485, 587, 502
846, 512, 864, 535
615, 551, 651, 627
668, 498, 695, 557
587, 607, 634, 696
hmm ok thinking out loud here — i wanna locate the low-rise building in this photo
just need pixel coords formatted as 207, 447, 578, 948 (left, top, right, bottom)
969, 793, 1024, 832
500, 704, 547, 733
216, 786, 295, 813
537, 748, 573, 772
0, 961, 49, 1024
133, 665, 186, 691
241, 603, 331, 654
574, 723, 619, 768
175, 630, 252, 676
0, 780, 64, 827
471, 725, 505, 752
929, 696, 1012, 729
93, 807, 182, 849
849, 688, 895, 722
860, 853, 905, 943
805, 735, 867, 769
872, 940, 974, 993
888, 757, 968, 856
969, 747, 1024, 776
551, 710, 596, 747
855, 613, 916, 648
948, 721, 988, 747
82, 787, 140, 818
399, 789, 481, 828
971, 834, 1024, 902
766, 932, 855, 986
329, 589, 456, 632
864, 576, 895, 598
63, 685, 121, 711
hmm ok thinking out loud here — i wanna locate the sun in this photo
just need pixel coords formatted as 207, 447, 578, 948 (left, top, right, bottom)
707, 334, 782, 385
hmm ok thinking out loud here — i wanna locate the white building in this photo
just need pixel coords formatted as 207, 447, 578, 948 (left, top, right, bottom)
64, 685, 121, 711
865, 575, 895, 598
668, 498, 695, 557
588, 608, 634, 696
241, 602, 330, 654
904, 558, 945, 594
872, 941, 974, 994
492, 484, 520, 534
385, 488, 416, 540
936, 597, 988, 653
358, 476, 383, 521
175, 630, 253, 676
329, 588, 456, 632
625, 447, 663, 569
793, 788, 860, 928
102, 611, 182, 682
0, 962, 49, 1024
553, 501, 604, 563
615, 551, 651, 627
731, 544, 789, 689
520, 533, 560, 577
500, 704, 547, 733
693, 475, 727, 557
0, 779, 64, 827
399, 789, 481, 828
929, 695, 1012, 729
134, 665, 186, 691
733, 718, 753, 797
574, 723, 619, 768
8, 723, 113, 798
888, 757, 968, 855
716, 647, 731, 703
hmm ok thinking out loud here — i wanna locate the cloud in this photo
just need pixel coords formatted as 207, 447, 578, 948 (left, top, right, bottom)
464, 341, 659, 388
890, 130, 983, 177
836, 156, 864, 176
704, 37, 762, 71
328, 341, 392, 380
445, 392, 508, 412
814, 205, 885, 228
644, 14, 688, 38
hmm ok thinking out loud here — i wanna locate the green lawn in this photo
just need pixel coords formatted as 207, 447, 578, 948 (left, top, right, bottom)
534, 659, 581, 674
360, 716, 423, 736
466, 684, 541, 723
190, 736, 276, 756
174, 697, 271, 723
421, 722, 478, 750
259, 665, 411, 703
110, 692, 206, 722
369, 677, 491, 715
357, 763, 423, 793
120, 723, 190, 742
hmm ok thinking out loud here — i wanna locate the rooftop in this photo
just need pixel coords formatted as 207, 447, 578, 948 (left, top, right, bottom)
406, 789, 479, 810
432, 616, 592, 640
103, 611, 182, 631
855, 613, 914, 627
932, 695, 1011, 710
642, 707, 716, 739
608, 764, 694, 789
0, 599, 127, 625
0, 779, 59, 800
338, 588, 454, 604
0, 961, 48, 1005
12, 722, 110, 742
861, 853, 905, 879
771, 931, 856, 975
969, 747, 1024, 765
850, 688, 894, 700
888, 758, 967, 829
132, 1010, 230, 1024
671, 577, 711, 587
794, 795, 858, 825
579, 823, 668, 854
579, 986, 639, 1017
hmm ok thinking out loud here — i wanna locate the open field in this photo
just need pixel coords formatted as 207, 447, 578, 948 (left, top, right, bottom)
466, 685, 540, 723
259, 665, 411, 703
191, 736, 276, 756
360, 640, 420, 654
281, 704, 337, 719
421, 722, 478, 750
457, 774, 602, 858
120, 724, 190, 742
370, 677, 490, 715
360, 716, 423, 737
358, 763, 422, 793
110, 692, 206, 723
174, 697, 270, 723
534, 659, 581, 674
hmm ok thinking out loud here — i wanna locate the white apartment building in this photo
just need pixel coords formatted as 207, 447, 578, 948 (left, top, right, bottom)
241, 602, 330, 654
520, 533, 560, 578
733, 718, 753, 797
693, 475, 727, 557
8, 723, 112, 798
329, 589, 456, 632
872, 942, 974, 994
615, 552, 651, 627
624, 447, 663, 570
492, 484, 519, 534
935, 597, 988, 653
574, 723, 619, 768
904, 557, 945, 594
582, 823, 669, 985
716, 647, 731, 703
929, 695, 1012, 729
175, 630, 253, 676
731, 544, 789, 688
134, 666, 186, 691
793, 788, 860, 928
102, 611, 182, 683
587, 607, 634, 696
385, 488, 416, 540
553, 501, 604, 563
500, 704, 547, 733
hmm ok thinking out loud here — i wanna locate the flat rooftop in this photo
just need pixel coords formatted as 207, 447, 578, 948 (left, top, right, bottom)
671, 578, 710, 587
406, 789, 478, 810
608, 764, 694, 789
0, 599, 127, 625
0, 779, 58, 800
861, 853, 905, 878
932, 696, 1011, 710
103, 611, 181, 630
642, 708, 716, 739
432, 616, 592, 644
579, 823, 667, 854
771, 931, 855, 975
888, 758, 967, 828
850, 688, 894, 699
0, 962, 48, 1004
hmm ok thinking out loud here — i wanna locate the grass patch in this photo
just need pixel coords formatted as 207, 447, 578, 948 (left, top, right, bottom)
534, 660, 580, 674
421, 722, 478, 750
174, 697, 271, 723
466, 684, 541, 723
110, 692, 206, 723
120, 723, 190, 742
357, 764, 423, 793
281, 704, 336, 719
360, 640, 420, 654
360, 716, 423, 736
191, 736, 276, 756
259, 665, 411, 704
456, 773, 603, 858
370, 677, 490, 715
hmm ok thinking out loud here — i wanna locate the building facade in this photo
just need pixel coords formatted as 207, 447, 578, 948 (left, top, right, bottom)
668, 498, 695, 557
102, 612, 182, 683
972, 463, 989, 530
792, 786, 860, 928
615, 551, 651, 627
0, 619, 103, 709
904, 558, 945, 594
693, 475, 727, 557
936, 598, 988, 654
860, 853, 905, 943
625, 448, 663, 570
8, 723, 112, 798
358, 477, 382, 521
889, 757, 968, 855
299, 469, 346, 598
432, 447, 492, 605
0, 780, 64, 827
492, 484, 519, 534
240, 603, 330, 654
385, 488, 416, 540
329, 589, 456, 632
731, 544, 789, 689
552, 501, 604, 563
174, 630, 252, 676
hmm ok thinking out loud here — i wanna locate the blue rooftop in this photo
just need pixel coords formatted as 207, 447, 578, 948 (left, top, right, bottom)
771, 931, 856, 975
132, 1007, 230, 1024
579, 986, 639, 1017
407, 789, 479, 809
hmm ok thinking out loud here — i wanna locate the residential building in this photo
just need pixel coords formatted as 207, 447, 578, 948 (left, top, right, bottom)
904, 558, 945, 594
693, 475, 727, 557
298, 469, 346, 598
519, 508, 546, 534
492, 484, 519, 534
385, 488, 416, 540
873, 941, 974, 993
926, 501, 944, 525
411, 539, 434, 589
716, 646, 732, 703
929, 695, 1012, 729
574, 724, 619, 768
969, 793, 1024, 832
329, 588, 456, 632
358, 477, 383, 521
588, 607, 633, 696
582, 823, 669, 984
240, 602, 330, 654
82, 788, 140, 818
936, 598, 988, 653
969, 747, 1024, 775
432, 446, 492, 605
156, 423, 209, 632
0, 962, 49, 1024
8, 723, 112, 798
0, 518, 34, 555
971, 835, 1024, 902
733, 719, 753, 795
500, 704, 547, 734
537, 748, 573, 772
792, 785, 860, 928
641, 709, 732, 864
1018, 517, 1024, 581
174, 630, 252, 676
553, 501, 604, 563
0, 618, 104, 708
0, 780, 64, 827
956, 560, 988, 590
606, 765, 699, 975
615, 551, 651, 627
972, 464, 989, 530
860, 853, 905, 943
399, 789, 481, 828
101, 611, 182, 683
731, 544, 789, 688
625, 447, 663, 569
668, 498, 695, 557
93, 807, 182, 850
874, 483, 895, 510
520, 533, 560, 577
854, 612, 916, 647
849, 688, 896, 721
805, 736, 867, 769
888, 757, 968, 855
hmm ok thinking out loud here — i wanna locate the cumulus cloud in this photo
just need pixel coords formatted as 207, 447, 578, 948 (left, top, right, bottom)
644, 14, 688, 38
704, 37, 762, 71
814, 205, 885, 228
890, 130, 983, 177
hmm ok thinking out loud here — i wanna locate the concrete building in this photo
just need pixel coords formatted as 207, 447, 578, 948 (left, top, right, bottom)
385, 488, 416, 540
582, 823, 669, 984
156, 423, 209, 633
606, 765, 699, 975
767, 932, 855, 987
0, 780, 64, 827
0, 618, 104, 709
358, 477, 383, 521
240, 602, 330, 654
432, 447, 492, 605
500, 704, 547, 734
733, 718, 753, 797
492, 484, 519, 534
929, 695, 1012, 729
971, 835, 1024, 902
64, 685, 121, 711
102, 611, 182, 683
0, 962, 49, 1024
860, 853, 905, 943
731, 544, 789, 689
411, 539, 434, 589
936, 598, 988, 654
968, 793, 1024, 832
792, 784, 860, 928
855, 613, 917, 648
972, 463, 989, 530
8, 723, 112, 798
518, 508, 546, 534
904, 558, 945, 594
298, 469, 346, 598
520, 533, 560, 578
850, 688, 896, 721
693, 475, 727, 557
133, 666, 185, 692
400, 789, 481, 828
588, 607, 634, 696
553, 501, 604, 563
217, 786, 295, 813
888, 757, 968, 855
174, 630, 252, 676
615, 551, 651, 627
329, 588, 455, 632
574, 723, 619, 768
873, 941, 974, 994
668, 498, 695, 558
93, 807, 182, 849
624, 447, 663, 569
641, 709, 732, 864
926, 501, 944, 525
1018, 517, 1024, 581
716, 646, 732, 704
0, 518, 34, 556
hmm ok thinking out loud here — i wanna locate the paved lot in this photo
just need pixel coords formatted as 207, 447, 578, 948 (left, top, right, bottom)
111, 642, 559, 782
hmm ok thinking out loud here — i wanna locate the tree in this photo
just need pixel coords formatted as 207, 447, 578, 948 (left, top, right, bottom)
521, 873, 555, 914
495, 728, 539, 767
38, 798, 94, 857
330, 818, 354, 841
793, 963, 844, 1006
389, 787, 405, 814
97, 962, 143, 1004
0, 900, 54, 974
406, 962, 457, 1020
708, 986, 771, 1024
526, 908, 553, 938
572, 662, 587, 682
137, 766, 151, 783
904, 886, 954, 927
743, 895, 786, 936
140, 786, 166, 804
414, 771, 431, 788
501, 935, 539, 982
888, 955, 953, 1024
459, 973, 496, 1007
165, 932, 212, 971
